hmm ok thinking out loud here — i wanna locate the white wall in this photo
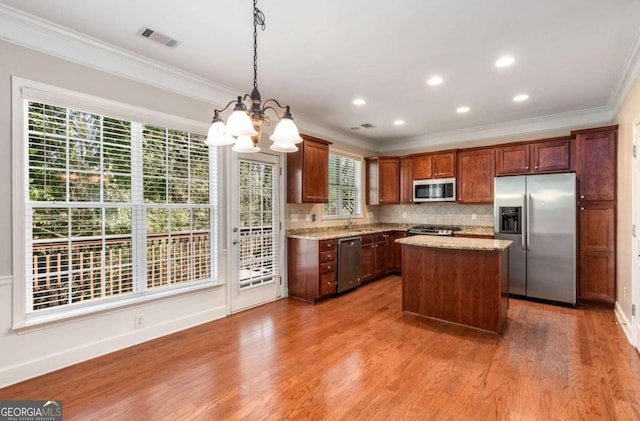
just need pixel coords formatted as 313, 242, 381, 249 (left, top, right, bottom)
614, 72, 640, 332
0, 40, 228, 387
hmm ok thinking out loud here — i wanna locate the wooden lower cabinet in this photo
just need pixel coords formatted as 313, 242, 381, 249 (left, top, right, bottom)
577, 201, 616, 305
392, 231, 407, 272
361, 235, 375, 282
579, 251, 615, 304
287, 238, 337, 302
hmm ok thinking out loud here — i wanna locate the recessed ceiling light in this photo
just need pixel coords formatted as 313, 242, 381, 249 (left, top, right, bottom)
393, 119, 405, 126
456, 106, 470, 113
513, 94, 529, 102
495, 55, 515, 68
352, 98, 367, 106
427, 76, 444, 86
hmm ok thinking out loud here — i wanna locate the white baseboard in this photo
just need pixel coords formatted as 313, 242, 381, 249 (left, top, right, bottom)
614, 301, 634, 346
0, 304, 226, 388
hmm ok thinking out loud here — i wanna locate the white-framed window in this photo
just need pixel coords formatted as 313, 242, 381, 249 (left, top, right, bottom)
324, 152, 362, 218
12, 78, 218, 327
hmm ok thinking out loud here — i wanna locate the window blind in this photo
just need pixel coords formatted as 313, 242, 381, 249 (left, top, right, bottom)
25, 100, 217, 315
325, 153, 362, 217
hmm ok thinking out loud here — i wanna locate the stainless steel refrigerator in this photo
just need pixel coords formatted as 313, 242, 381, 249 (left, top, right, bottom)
494, 173, 576, 305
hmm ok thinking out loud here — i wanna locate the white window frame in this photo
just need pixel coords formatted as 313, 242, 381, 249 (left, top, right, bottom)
323, 149, 364, 220
11, 77, 223, 330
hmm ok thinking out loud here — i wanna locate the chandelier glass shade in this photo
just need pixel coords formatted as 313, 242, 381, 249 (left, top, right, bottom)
205, 0, 302, 153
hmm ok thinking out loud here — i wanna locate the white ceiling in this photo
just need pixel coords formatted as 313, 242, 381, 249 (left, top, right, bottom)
1, 0, 640, 151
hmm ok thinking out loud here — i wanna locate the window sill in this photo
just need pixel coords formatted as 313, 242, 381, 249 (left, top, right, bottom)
13, 281, 224, 334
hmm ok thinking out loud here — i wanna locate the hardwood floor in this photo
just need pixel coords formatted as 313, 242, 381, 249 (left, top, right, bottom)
2, 275, 640, 420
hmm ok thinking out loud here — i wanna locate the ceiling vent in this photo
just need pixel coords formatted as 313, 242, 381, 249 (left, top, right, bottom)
137, 26, 180, 49
360, 123, 376, 129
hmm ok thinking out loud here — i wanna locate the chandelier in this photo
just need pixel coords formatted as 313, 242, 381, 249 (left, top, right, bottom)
204, 0, 302, 153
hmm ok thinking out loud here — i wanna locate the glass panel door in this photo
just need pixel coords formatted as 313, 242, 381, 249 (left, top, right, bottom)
230, 153, 281, 312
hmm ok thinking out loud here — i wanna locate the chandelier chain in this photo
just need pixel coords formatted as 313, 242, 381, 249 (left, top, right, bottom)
253, 0, 266, 88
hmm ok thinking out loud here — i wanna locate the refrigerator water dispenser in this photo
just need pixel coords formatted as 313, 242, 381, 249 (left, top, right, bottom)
499, 206, 521, 234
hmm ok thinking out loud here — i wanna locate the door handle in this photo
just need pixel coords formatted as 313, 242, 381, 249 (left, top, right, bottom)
526, 193, 531, 252
232, 240, 239, 245
521, 194, 526, 251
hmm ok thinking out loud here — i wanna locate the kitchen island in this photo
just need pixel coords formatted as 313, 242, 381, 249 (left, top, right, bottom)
396, 236, 512, 333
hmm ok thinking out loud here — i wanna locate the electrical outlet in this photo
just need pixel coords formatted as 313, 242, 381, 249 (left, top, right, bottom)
291, 214, 298, 222
624, 287, 628, 299
402, 212, 407, 219
134, 314, 144, 329
472, 213, 477, 221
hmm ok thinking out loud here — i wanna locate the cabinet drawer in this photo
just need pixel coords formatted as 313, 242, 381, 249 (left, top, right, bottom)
361, 234, 374, 245
320, 261, 336, 273
319, 250, 336, 263
320, 271, 336, 296
319, 239, 336, 252
375, 232, 391, 243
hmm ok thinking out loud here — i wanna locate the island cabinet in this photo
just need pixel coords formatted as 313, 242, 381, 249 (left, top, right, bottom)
287, 135, 331, 203
287, 238, 336, 302
574, 125, 617, 305
365, 157, 400, 204
398, 236, 511, 334
412, 151, 456, 180
457, 148, 495, 203
399, 157, 414, 203
496, 138, 572, 176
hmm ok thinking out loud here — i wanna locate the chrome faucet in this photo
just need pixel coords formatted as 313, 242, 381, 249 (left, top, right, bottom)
346, 215, 356, 230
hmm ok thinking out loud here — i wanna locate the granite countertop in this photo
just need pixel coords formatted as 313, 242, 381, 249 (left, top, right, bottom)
455, 226, 495, 236
287, 224, 494, 241
395, 235, 512, 251
287, 223, 413, 240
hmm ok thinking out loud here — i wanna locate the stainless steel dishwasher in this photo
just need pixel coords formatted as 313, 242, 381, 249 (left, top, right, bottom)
337, 237, 362, 293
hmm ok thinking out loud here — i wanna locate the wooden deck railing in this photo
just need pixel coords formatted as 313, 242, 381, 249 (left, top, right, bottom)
31, 231, 210, 310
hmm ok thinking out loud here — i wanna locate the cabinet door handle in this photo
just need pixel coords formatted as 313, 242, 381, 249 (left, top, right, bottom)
525, 166, 529, 170
535, 165, 538, 170
580, 195, 585, 199
580, 207, 585, 211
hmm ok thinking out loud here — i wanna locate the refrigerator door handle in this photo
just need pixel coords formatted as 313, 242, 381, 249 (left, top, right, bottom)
526, 193, 532, 251
521, 194, 527, 250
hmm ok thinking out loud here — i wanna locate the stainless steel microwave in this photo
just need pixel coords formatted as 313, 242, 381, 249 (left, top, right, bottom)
413, 178, 456, 202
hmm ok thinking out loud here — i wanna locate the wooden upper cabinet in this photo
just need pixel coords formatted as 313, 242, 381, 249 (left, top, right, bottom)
457, 148, 495, 203
532, 140, 571, 172
412, 154, 432, 179
497, 138, 572, 176
399, 157, 414, 203
432, 152, 456, 178
412, 151, 456, 179
575, 127, 617, 202
496, 144, 530, 175
287, 135, 331, 203
366, 157, 400, 205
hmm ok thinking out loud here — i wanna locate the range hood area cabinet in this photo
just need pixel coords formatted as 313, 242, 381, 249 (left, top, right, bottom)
573, 125, 617, 305
287, 134, 331, 203
365, 157, 400, 205
412, 151, 457, 180
496, 137, 573, 176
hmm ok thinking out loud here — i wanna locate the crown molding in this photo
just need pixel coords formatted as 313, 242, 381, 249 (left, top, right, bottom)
609, 28, 640, 114
378, 106, 614, 153
0, 4, 373, 150
0, 4, 243, 108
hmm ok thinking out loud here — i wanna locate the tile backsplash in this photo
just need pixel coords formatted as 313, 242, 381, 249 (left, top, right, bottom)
285, 202, 493, 229
377, 203, 495, 227
286, 203, 378, 230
